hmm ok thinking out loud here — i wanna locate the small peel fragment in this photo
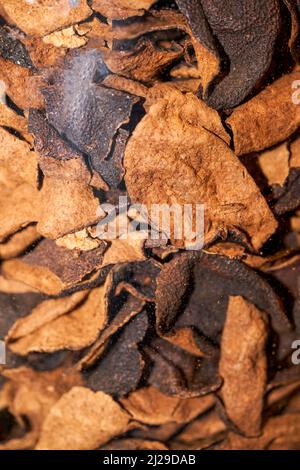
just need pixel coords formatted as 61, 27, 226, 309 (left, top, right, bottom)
36, 386, 131, 450
1, 0, 92, 37
227, 69, 300, 155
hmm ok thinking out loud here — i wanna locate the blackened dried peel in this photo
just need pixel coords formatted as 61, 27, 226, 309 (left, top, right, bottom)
1, 0, 300, 451
177, 0, 281, 109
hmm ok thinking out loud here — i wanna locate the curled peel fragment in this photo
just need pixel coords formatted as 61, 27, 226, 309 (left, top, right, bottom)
124, 87, 277, 250
43, 49, 137, 187
177, 0, 281, 109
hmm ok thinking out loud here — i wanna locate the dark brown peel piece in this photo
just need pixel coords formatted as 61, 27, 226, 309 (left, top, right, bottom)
129, 421, 183, 443
84, 311, 149, 397
28, 109, 90, 182
177, 0, 281, 109
43, 49, 137, 187
156, 252, 290, 345
262, 255, 300, 360
28, 109, 83, 162
146, 337, 221, 398
258, 143, 290, 188
99, 128, 128, 188
0, 291, 45, 340
7, 287, 107, 356
269, 365, 300, 392
79, 292, 145, 369
2, 239, 107, 295
0, 275, 39, 294
35, 386, 131, 451
0, 26, 33, 69
104, 10, 190, 84
176, 0, 220, 94
108, 8, 219, 93
274, 168, 300, 215
283, 0, 300, 61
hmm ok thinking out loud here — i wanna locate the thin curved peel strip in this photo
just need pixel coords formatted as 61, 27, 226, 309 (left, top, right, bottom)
7, 290, 89, 341
0, 225, 40, 260
8, 286, 107, 354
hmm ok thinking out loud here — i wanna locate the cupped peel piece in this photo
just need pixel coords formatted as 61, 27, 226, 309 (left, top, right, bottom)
124, 87, 277, 250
